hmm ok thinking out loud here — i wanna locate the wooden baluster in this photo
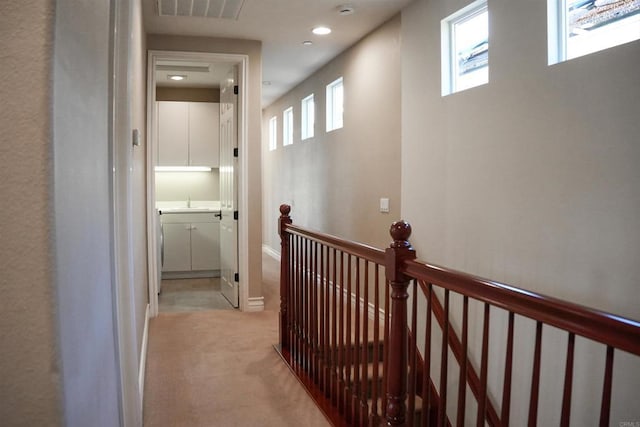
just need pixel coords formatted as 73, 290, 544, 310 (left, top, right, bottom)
599, 346, 614, 427
297, 235, 303, 366
407, 280, 418, 426
352, 258, 360, 424
338, 250, 346, 414
361, 260, 370, 425
319, 244, 326, 392
385, 220, 416, 427
439, 289, 449, 427
422, 283, 432, 427
528, 321, 543, 427
311, 241, 318, 382
331, 249, 340, 406
345, 254, 353, 422
457, 296, 469, 427
301, 237, 307, 369
560, 332, 575, 427
292, 235, 298, 363
477, 303, 490, 427
501, 311, 515, 426
372, 264, 381, 423
382, 277, 390, 419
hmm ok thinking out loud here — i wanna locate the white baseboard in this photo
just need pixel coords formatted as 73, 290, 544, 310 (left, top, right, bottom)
138, 303, 150, 409
247, 296, 265, 312
262, 244, 281, 262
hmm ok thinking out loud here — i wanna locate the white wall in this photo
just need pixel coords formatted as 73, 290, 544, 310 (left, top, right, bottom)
155, 170, 220, 201
402, 0, 640, 424
262, 15, 402, 253
53, 0, 122, 424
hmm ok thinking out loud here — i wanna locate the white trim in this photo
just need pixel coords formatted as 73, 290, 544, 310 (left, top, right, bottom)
262, 244, 281, 262
146, 50, 250, 316
237, 56, 250, 312
247, 297, 265, 312
138, 304, 150, 408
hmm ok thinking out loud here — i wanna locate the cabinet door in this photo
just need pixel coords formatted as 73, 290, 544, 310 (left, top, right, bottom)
162, 223, 191, 272
158, 101, 189, 166
189, 102, 220, 167
190, 221, 220, 271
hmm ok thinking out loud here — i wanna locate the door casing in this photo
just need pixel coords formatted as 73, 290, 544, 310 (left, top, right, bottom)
145, 50, 250, 315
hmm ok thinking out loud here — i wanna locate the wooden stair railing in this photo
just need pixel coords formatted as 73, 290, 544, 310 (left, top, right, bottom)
275, 205, 640, 426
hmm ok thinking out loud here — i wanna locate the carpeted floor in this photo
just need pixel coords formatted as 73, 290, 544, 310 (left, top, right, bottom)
143, 254, 330, 426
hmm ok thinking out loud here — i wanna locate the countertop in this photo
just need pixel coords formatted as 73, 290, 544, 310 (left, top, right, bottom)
156, 200, 220, 214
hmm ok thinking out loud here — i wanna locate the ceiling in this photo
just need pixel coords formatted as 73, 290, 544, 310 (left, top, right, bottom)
142, 0, 413, 106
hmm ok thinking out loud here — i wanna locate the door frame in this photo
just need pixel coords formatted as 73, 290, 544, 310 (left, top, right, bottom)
145, 50, 250, 316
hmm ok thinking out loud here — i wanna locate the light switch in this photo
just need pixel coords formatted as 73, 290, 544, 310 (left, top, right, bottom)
379, 198, 390, 213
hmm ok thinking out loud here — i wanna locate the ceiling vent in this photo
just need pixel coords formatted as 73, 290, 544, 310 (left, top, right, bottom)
157, 0, 246, 20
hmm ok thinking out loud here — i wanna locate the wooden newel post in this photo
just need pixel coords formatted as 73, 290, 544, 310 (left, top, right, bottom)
385, 220, 416, 427
279, 204, 292, 351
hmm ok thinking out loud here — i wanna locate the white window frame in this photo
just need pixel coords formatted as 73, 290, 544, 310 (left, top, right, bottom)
548, 0, 640, 65
301, 94, 315, 140
283, 107, 293, 146
268, 116, 277, 151
441, 0, 489, 96
326, 77, 344, 132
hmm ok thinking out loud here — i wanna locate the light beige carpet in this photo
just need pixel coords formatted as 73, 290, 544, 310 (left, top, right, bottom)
143, 255, 330, 426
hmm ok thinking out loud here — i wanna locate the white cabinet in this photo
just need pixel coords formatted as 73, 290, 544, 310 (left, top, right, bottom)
189, 102, 220, 167
161, 212, 220, 276
157, 101, 220, 167
162, 223, 192, 272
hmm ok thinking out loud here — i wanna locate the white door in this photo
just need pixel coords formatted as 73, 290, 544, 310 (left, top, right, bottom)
219, 66, 239, 307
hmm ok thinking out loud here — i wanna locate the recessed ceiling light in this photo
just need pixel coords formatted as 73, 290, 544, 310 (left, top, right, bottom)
302, 40, 313, 46
312, 26, 331, 35
168, 74, 186, 81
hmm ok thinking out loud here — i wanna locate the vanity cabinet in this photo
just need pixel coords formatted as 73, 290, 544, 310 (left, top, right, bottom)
161, 212, 220, 276
157, 101, 220, 167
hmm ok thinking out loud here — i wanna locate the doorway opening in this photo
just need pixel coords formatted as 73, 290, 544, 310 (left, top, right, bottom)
146, 50, 249, 316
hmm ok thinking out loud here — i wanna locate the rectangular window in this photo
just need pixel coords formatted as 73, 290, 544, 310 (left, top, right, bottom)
326, 77, 344, 132
301, 94, 315, 140
441, 0, 489, 96
283, 107, 293, 146
268, 116, 277, 151
549, 0, 640, 64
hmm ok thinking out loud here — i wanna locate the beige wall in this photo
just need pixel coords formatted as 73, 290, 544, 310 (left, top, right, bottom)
0, 1, 62, 424
156, 87, 220, 102
148, 35, 263, 298
262, 15, 402, 253
402, 0, 640, 424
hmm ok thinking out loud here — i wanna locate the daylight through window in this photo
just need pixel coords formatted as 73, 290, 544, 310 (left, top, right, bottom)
301, 94, 315, 140
283, 107, 293, 146
442, 0, 489, 95
549, 0, 640, 64
268, 116, 277, 151
326, 77, 344, 132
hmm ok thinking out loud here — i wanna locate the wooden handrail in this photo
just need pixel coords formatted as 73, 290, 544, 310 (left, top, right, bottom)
284, 222, 386, 265
276, 205, 640, 427
404, 259, 640, 356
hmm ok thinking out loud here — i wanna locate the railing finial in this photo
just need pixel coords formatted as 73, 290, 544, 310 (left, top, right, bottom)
390, 220, 412, 249
280, 203, 291, 217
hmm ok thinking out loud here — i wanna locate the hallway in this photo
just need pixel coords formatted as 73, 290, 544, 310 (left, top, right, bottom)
142, 254, 330, 426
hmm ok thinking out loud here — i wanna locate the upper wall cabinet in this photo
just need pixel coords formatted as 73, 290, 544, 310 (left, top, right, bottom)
157, 101, 220, 167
